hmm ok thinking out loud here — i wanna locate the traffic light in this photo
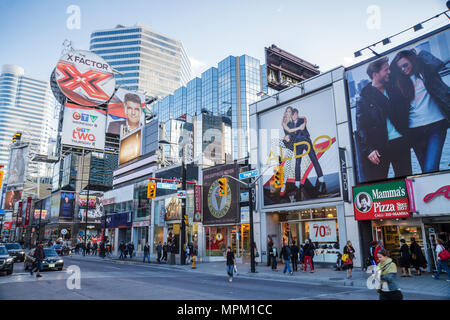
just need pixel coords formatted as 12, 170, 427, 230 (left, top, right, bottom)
0, 170, 3, 189
218, 177, 227, 196
273, 165, 284, 188
147, 182, 156, 198
12, 132, 22, 143
183, 215, 188, 226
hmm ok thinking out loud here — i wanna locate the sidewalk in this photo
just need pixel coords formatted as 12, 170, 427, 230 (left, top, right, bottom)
67, 253, 450, 298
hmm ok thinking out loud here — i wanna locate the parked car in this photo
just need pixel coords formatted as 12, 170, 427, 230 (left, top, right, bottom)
4, 243, 26, 262
0, 246, 14, 275
24, 247, 64, 271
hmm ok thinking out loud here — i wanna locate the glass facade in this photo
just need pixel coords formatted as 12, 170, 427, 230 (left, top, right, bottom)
201, 67, 218, 114
186, 77, 202, 116
173, 86, 187, 119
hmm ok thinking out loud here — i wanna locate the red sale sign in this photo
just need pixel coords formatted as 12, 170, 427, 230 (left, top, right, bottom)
309, 220, 337, 242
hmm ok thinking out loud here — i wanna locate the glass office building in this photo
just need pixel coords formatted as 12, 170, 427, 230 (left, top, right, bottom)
0, 64, 55, 181
90, 23, 191, 99
152, 54, 266, 161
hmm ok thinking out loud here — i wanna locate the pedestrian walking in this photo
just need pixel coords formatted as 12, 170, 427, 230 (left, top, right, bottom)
290, 241, 299, 271
399, 239, 412, 277
30, 242, 45, 278
271, 246, 278, 271
373, 241, 384, 265
267, 236, 273, 267
156, 241, 162, 263
252, 242, 259, 266
185, 243, 191, 264
280, 242, 293, 275
127, 242, 134, 259
377, 249, 403, 300
143, 242, 150, 263
410, 237, 427, 276
225, 246, 235, 282
162, 242, 168, 262
119, 241, 125, 260
303, 239, 314, 273
432, 238, 450, 281
342, 240, 355, 279
298, 244, 304, 270
99, 241, 106, 258
86, 242, 91, 255
93, 242, 98, 256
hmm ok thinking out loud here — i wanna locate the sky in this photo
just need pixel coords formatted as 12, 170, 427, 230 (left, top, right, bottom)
0, 0, 448, 82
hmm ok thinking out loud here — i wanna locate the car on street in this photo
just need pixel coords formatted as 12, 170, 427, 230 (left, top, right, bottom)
4, 243, 26, 262
24, 247, 64, 271
0, 246, 14, 275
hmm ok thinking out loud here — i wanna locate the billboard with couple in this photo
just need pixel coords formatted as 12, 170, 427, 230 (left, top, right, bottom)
347, 27, 450, 184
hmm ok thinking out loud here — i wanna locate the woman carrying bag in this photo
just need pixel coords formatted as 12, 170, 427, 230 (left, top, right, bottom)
342, 241, 355, 279
377, 249, 403, 300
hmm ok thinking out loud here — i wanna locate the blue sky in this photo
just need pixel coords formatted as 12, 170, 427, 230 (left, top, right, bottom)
0, 0, 448, 81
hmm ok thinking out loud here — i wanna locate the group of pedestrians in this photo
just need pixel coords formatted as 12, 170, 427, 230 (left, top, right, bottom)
267, 237, 317, 274
118, 241, 135, 260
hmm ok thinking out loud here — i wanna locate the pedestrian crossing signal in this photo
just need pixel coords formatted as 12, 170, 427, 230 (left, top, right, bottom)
147, 182, 156, 198
218, 177, 227, 196
274, 165, 283, 188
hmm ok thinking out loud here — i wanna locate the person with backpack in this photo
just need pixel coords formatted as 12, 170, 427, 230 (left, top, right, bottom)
303, 239, 315, 273
342, 240, 355, 279
225, 246, 235, 282
399, 239, 412, 277
290, 241, 299, 272
280, 242, 293, 275
377, 249, 403, 300
432, 238, 450, 281
271, 245, 278, 271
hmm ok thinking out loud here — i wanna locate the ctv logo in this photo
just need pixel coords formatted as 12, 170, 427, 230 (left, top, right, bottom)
72, 112, 98, 123
72, 127, 95, 142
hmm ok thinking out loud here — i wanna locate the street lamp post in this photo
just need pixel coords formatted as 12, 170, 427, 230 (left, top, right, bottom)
180, 145, 187, 265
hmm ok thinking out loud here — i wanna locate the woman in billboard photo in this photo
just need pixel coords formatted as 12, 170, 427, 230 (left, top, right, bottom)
390, 49, 450, 174
355, 57, 412, 182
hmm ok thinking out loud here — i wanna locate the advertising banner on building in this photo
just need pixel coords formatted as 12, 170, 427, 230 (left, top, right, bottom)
7, 146, 28, 187
346, 27, 450, 184
24, 197, 32, 227
4, 190, 22, 210
50, 192, 60, 219
194, 185, 202, 222
353, 180, 410, 221
410, 172, 450, 216
202, 163, 239, 225
79, 194, 103, 223
55, 49, 115, 106
257, 88, 341, 207
59, 192, 75, 220
34, 209, 48, 220
107, 88, 146, 135
309, 220, 337, 242
61, 103, 107, 150
164, 196, 181, 221
119, 129, 141, 165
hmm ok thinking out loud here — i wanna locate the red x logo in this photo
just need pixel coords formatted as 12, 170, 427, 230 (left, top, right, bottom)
57, 61, 113, 101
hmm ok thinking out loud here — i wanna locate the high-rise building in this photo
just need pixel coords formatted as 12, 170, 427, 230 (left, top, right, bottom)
89, 23, 191, 99
152, 54, 265, 162
0, 64, 55, 180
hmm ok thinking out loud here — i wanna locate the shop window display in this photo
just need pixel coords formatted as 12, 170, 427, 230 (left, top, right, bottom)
206, 226, 228, 256
153, 226, 164, 251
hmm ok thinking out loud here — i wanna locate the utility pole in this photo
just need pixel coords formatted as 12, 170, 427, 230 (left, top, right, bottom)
180, 145, 186, 265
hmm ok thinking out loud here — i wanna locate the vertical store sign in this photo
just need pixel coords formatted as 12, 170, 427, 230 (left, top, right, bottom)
339, 147, 349, 203
194, 185, 202, 222
24, 197, 32, 227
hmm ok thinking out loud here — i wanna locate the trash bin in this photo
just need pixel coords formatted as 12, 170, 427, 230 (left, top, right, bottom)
169, 252, 176, 265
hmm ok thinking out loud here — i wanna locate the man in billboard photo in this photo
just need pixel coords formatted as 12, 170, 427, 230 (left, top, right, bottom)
282, 107, 326, 194
107, 93, 142, 134
390, 49, 449, 174
60, 194, 73, 218
355, 57, 412, 182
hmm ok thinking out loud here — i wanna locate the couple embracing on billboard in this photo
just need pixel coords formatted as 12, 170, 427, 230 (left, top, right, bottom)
355, 49, 450, 183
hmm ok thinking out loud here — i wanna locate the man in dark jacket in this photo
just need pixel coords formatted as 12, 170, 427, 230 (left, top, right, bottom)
119, 241, 125, 260
143, 242, 150, 263
355, 57, 412, 182
31, 242, 45, 278
162, 242, 168, 262
156, 242, 162, 263
280, 243, 293, 275
290, 241, 300, 271
303, 240, 315, 272
127, 242, 134, 259
267, 236, 273, 267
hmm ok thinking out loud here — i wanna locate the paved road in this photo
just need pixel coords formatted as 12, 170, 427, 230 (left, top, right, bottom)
0, 257, 446, 300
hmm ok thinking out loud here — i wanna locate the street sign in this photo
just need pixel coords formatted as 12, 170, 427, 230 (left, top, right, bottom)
157, 182, 178, 190
177, 191, 186, 199
61, 229, 68, 235
239, 169, 259, 180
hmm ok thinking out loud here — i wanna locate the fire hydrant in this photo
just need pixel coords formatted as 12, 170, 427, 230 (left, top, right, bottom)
192, 255, 196, 269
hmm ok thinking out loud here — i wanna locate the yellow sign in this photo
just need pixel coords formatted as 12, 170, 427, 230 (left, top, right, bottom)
193, 224, 198, 233
173, 224, 180, 235
0, 170, 3, 189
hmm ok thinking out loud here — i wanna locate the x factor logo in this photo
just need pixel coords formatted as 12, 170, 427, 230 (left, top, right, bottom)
57, 61, 113, 102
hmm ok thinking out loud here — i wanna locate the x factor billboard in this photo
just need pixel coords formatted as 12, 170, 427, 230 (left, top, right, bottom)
61, 102, 107, 150
55, 49, 115, 106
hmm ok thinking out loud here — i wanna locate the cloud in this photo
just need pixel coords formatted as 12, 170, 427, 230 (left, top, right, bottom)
189, 56, 208, 78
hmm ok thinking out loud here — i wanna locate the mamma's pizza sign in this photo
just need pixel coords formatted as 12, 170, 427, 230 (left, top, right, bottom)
353, 180, 410, 221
